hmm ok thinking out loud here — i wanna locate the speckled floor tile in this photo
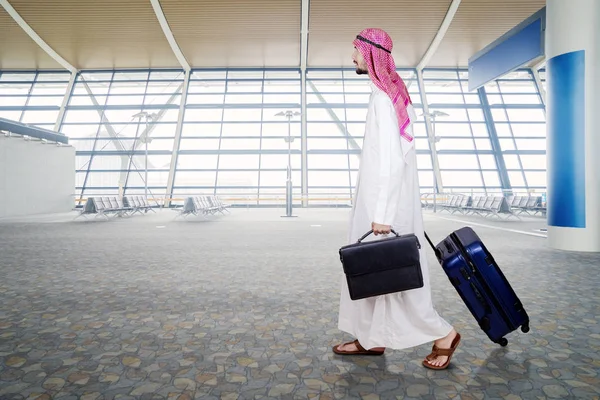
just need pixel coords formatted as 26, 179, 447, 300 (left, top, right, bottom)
0, 209, 599, 399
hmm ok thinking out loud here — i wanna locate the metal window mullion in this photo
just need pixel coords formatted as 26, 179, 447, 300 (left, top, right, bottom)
257, 71, 265, 206
530, 68, 546, 109
417, 69, 443, 194
54, 71, 77, 131
165, 70, 191, 207
459, 75, 487, 194
17, 72, 37, 123
301, 70, 308, 207
477, 85, 512, 194
342, 74, 353, 206
498, 85, 528, 191
213, 73, 228, 195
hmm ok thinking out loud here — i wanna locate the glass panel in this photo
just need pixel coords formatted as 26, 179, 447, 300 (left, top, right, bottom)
515, 138, 546, 151
441, 171, 483, 187
307, 138, 349, 150
184, 108, 223, 122
503, 155, 522, 169
508, 171, 526, 187
308, 171, 350, 187
181, 123, 222, 137
177, 154, 219, 169
474, 138, 492, 150
308, 154, 349, 169
482, 171, 501, 188
436, 138, 475, 151
438, 154, 480, 169
220, 138, 261, 150
259, 171, 287, 186
511, 123, 546, 137
222, 108, 262, 121
499, 139, 516, 151
217, 171, 259, 186
175, 171, 217, 186
416, 154, 432, 169
478, 155, 498, 169
218, 154, 259, 169
519, 155, 546, 170
506, 109, 545, 122
524, 172, 546, 187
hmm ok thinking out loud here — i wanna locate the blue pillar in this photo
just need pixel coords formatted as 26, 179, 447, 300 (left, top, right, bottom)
546, 0, 600, 252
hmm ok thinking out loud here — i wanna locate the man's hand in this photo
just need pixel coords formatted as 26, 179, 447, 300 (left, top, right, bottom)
372, 222, 392, 235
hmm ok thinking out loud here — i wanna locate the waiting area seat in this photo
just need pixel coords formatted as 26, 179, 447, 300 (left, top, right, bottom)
174, 195, 231, 218
75, 195, 155, 220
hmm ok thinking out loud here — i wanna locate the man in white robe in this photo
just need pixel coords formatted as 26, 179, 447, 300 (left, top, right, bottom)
333, 28, 461, 370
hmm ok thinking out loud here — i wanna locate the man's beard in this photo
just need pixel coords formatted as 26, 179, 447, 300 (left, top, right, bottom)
355, 67, 368, 75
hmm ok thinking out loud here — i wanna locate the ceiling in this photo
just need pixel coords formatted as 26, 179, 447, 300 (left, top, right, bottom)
0, 0, 546, 71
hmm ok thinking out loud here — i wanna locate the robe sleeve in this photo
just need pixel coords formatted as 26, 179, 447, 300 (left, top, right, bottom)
373, 95, 405, 227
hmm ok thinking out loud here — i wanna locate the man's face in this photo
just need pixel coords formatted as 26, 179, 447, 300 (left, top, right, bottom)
352, 47, 368, 75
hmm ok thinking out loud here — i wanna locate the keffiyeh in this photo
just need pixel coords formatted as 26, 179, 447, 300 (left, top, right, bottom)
353, 28, 413, 142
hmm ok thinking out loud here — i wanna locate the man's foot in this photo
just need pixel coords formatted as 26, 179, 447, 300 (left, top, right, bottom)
332, 339, 385, 355
423, 329, 461, 370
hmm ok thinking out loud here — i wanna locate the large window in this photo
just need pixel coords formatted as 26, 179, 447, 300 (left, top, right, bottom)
484, 70, 546, 191
62, 70, 185, 199
0, 67, 549, 206
175, 69, 301, 203
306, 69, 426, 204
0, 71, 71, 130
421, 69, 501, 193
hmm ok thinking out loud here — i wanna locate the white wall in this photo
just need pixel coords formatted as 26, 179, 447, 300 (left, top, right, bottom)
0, 135, 75, 218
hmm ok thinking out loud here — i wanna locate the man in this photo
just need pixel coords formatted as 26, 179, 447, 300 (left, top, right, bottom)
332, 28, 461, 370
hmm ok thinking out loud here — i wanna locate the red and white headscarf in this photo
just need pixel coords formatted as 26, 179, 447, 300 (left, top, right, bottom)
353, 28, 413, 143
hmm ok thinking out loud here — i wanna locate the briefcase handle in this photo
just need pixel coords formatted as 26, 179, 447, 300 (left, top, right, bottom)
357, 229, 399, 243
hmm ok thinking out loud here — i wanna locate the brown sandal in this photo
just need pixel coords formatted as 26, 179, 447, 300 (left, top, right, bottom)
332, 339, 385, 356
422, 332, 461, 370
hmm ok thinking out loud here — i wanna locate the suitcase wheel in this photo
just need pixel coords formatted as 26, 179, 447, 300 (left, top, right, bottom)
521, 324, 530, 333
498, 338, 508, 347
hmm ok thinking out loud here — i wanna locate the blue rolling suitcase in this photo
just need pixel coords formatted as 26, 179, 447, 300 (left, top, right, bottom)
425, 227, 530, 346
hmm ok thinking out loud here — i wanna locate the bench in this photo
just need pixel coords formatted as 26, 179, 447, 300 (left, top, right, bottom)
75, 196, 132, 219
173, 195, 231, 218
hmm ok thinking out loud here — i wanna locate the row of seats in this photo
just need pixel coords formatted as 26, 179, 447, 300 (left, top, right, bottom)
76, 195, 155, 219
439, 195, 516, 219
174, 195, 231, 218
507, 195, 546, 216
437, 194, 546, 219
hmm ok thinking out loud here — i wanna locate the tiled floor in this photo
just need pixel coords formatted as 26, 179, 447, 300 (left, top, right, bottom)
0, 208, 599, 399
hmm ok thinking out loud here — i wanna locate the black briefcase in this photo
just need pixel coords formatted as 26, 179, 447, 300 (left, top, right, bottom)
339, 229, 424, 300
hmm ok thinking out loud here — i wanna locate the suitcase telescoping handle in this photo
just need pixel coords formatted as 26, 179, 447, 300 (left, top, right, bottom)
424, 232, 442, 259
357, 229, 399, 243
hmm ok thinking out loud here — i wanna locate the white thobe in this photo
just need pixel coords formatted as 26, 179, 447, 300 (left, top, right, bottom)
338, 82, 453, 350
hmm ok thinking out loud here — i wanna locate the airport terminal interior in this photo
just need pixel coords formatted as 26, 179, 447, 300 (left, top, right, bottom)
1, 0, 599, 399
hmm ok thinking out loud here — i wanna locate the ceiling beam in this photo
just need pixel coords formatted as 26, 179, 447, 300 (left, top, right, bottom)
150, 0, 191, 71
0, 0, 77, 73
416, 0, 461, 71
300, 0, 310, 71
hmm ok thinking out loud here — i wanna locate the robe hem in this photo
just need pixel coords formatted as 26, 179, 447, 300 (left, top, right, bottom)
337, 320, 454, 351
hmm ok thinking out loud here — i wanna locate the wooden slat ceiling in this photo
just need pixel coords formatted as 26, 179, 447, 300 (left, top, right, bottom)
159, 0, 301, 68
308, 0, 453, 68
429, 0, 546, 67
8, 0, 179, 70
0, 7, 61, 70
0, 0, 547, 70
